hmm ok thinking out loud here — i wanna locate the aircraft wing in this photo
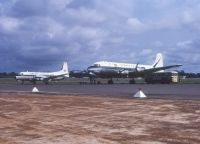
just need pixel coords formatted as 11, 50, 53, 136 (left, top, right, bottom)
70, 70, 91, 78
129, 64, 182, 77
70, 69, 123, 78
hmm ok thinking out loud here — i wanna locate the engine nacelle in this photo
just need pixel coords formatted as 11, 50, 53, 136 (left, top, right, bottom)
136, 67, 145, 72
120, 70, 129, 75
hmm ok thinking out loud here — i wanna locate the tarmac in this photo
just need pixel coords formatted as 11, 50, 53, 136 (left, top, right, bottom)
0, 84, 200, 144
0, 84, 200, 99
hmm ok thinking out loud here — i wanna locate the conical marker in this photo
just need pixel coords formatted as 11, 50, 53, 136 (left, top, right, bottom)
134, 88, 147, 98
32, 87, 39, 93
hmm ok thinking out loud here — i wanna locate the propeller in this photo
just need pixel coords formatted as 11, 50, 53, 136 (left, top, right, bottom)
89, 71, 96, 76
135, 63, 139, 72
135, 63, 145, 72
120, 69, 129, 74
119, 63, 140, 75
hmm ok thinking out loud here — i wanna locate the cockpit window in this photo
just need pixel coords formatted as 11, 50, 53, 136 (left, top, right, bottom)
94, 64, 100, 67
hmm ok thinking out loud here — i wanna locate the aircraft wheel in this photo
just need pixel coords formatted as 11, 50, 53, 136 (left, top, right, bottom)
44, 81, 49, 85
108, 79, 114, 84
32, 81, 36, 85
129, 79, 135, 84
89, 77, 96, 84
18, 80, 24, 85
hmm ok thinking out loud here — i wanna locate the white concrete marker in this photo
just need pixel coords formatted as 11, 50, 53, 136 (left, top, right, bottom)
134, 88, 147, 98
32, 87, 39, 93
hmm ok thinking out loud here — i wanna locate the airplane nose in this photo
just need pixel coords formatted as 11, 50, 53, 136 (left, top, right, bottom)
87, 67, 90, 71
87, 67, 99, 77
87, 67, 100, 73
87, 66, 94, 72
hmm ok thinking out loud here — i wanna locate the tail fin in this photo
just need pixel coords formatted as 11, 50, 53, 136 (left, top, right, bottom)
61, 62, 69, 77
152, 53, 164, 68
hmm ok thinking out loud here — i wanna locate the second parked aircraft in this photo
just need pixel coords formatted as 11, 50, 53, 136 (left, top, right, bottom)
16, 62, 69, 84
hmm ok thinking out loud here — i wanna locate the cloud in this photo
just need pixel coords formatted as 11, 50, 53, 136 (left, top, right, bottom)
142, 49, 153, 55
67, 26, 107, 41
66, 0, 94, 9
177, 40, 192, 48
0, 16, 22, 32
182, 11, 194, 24
127, 18, 146, 33
65, 8, 105, 24
0, 0, 200, 72
10, 0, 48, 17
154, 41, 163, 48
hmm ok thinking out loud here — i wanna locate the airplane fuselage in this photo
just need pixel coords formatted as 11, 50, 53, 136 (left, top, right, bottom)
87, 61, 153, 78
19, 71, 68, 77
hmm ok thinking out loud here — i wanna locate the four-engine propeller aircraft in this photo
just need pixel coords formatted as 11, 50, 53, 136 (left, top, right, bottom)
16, 62, 69, 84
71, 53, 182, 84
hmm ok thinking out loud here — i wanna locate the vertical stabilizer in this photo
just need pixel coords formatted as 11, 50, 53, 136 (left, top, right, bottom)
152, 53, 164, 68
61, 62, 69, 77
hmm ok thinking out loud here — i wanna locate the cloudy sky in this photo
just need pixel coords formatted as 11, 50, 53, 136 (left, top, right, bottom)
0, 0, 200, 72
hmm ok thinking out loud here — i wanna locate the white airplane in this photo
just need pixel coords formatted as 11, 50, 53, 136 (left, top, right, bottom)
86, 53, 182, 83
16, 62, 69, 84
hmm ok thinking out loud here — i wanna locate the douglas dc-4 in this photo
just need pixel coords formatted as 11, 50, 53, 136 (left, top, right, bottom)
16, 62, 69, 84
71, 53, 182, 84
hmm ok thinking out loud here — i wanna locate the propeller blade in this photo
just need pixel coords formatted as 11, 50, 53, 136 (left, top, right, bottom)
135, 63, 139, 72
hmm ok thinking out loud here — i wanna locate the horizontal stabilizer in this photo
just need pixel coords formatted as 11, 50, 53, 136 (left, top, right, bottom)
129, 64, 182, 77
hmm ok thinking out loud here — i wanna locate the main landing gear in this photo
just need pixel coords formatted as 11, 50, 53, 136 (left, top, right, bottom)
32, 81, 36, 85
107, 79, 114, 84
17, 80, 24, 85
89, 77, 96, 84
89, 78, 114, 84
129, 79, 135, 84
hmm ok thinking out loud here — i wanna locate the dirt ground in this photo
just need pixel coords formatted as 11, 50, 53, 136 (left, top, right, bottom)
0, 92, 200, 144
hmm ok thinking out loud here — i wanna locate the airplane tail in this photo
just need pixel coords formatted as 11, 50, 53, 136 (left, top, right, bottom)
152, 53, 164, 68
61, 62, 69, 77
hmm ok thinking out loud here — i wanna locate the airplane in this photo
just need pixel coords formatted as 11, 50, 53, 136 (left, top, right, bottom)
71, 53, 182, 84
16, 62, 69, 84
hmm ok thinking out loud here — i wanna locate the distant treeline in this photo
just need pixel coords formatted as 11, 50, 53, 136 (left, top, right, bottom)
0, 72, 17, 78
0, 71, 200, 78
178, 71, 200, 78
